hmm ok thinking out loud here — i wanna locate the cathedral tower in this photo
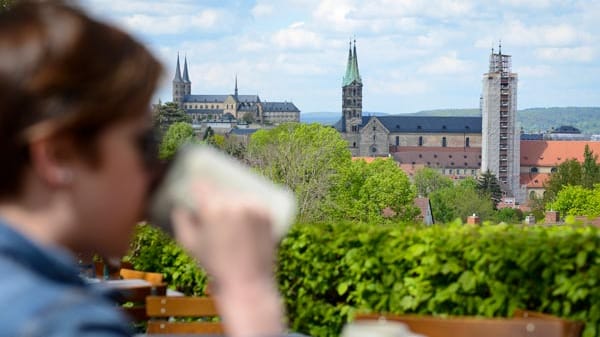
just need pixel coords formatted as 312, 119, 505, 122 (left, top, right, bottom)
481, 43, 521, 201
342, 40, 363, 133
182, 56, 192, 97
172, 54, 185, 106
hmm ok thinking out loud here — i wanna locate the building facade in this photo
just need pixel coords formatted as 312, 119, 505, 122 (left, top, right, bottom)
334, 41, 483, 180
172, 55, 300, 125
481, 47, 521, 200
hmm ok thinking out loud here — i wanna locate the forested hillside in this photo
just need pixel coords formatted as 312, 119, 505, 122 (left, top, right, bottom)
412, 107, 600, 134
302, 107, 600, 134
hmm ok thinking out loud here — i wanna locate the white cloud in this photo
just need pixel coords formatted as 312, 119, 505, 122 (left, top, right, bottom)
535, 47, 595, 62
418, 52, 471, 75
122, 9, 224, 35
369, 78, 429, 96
499, 21, 588, 47
313, 0, 360, 32
272, 23, 323, 50
251, 3, 274, 18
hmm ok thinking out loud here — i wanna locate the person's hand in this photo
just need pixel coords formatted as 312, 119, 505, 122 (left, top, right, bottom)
171, 181, 284, 337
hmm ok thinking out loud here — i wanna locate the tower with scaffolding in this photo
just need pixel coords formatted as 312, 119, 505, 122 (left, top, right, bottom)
481, 43, 523, 202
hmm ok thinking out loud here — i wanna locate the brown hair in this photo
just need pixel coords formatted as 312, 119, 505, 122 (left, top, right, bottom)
0, 1, 163, 198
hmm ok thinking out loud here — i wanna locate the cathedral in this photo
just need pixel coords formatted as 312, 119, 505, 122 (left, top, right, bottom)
172, 55, 300, 125
334, 42, 523, 201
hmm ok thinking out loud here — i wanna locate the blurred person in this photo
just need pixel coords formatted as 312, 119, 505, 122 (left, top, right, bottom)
0, 1, 283, 337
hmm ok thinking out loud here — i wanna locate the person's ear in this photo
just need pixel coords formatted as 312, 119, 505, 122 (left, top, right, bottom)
28, 136, 76, 188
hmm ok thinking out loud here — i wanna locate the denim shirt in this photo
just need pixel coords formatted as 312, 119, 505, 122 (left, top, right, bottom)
0, 218, 132, 337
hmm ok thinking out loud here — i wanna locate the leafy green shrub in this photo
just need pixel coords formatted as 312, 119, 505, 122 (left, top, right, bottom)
277, 222, 600, 337
125, 223, 207, 295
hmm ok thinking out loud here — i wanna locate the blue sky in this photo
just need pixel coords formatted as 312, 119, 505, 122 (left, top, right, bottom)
81, 0, 600, 114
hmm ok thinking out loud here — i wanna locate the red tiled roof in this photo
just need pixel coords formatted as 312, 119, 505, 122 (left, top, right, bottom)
520, 141, 600, 167
520, 173, 551, 188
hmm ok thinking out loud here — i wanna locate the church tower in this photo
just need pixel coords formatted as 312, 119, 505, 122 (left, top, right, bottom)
342, 40, 363, 133
172, 54, 185, 106
182, 56, 192, 97
481, 43, 521, 201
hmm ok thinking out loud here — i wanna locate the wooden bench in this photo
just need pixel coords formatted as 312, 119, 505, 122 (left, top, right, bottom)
354, 311, 583, 337
145, 296, 224, 334
119, 268, 164, 286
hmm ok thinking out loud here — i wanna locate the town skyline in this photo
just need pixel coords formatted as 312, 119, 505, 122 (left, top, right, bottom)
81, 0, 600, 114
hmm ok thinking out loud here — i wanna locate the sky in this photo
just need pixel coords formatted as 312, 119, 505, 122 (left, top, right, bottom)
80, 0, 600, 115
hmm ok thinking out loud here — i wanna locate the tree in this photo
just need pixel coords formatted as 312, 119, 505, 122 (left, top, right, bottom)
582, 145, 599, 189
413, 167, 453, 197
153, 101, 192, 136
430, 182, 496, 223
477, 170, 502, 208
544, 159, 582, 202
247, 123, 351, 222
241, 112, 255, 124
158, 122, 196, 160
547, 185, 600, 217
325, 158, 419, 222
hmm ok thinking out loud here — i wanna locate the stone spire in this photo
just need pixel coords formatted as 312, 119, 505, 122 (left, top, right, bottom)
343, 40, 362, 86
173, 53, 183, 82
182, 56, 191, 83
234, 74, 238, 98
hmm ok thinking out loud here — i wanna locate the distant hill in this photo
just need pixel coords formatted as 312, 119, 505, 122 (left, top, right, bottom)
301, 111, 387, 125
303, 107, 600, 134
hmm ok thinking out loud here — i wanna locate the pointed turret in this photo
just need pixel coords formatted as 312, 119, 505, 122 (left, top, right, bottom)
343, 40, 362, 86
234, 75, 238, 98
343, 40, 352, 85
182, 56, 191, 83
172, 53, 185, 105
173, 53, 183, 82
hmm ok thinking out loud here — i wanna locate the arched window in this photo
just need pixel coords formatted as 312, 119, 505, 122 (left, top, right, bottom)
352, 142, 356, 148
371, 146, 377, 153
465, 137, 470, 147
530, 167, 538, 173
529, 191, 536, 200
551, 167, 557, 173
395, 136, 399, 146
442, 137, 447, 147
418, 136, 423, 146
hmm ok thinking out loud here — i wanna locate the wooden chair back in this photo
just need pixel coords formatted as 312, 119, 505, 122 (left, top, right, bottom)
119, 268, 164, 285
354, 312, 583, 337
145, 296, 224, 334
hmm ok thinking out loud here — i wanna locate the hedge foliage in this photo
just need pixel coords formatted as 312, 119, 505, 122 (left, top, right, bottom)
125, 223, 207, 295
277, 222, 600, 337
126, 222, 600, 337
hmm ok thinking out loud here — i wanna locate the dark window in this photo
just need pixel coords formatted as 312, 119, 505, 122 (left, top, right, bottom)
449, 155, 453, 158
464, 162, 468, 166
529, 191, 536, 200
373, 126, 376, 131
418, 136, 423, 146
531, 167, 538, 173
465, 137, 470, 147
451, 162, 455, 166
395, 136, 399, 146
442, 125, 447, 130
442, 137, 447, 147
352, 142, 356, 148
417, 125, 422, 130
464, 155, 467, 159
371, 146, 377, 153
433, 154, 437, 158
418, 154, 422, 158
412, 161, 416, 165
551, 167, 557, 173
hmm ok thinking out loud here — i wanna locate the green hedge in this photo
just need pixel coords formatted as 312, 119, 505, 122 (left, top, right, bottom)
126, 222, 600, 337
277, 222, 600, 337
125, 223, 207, 295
